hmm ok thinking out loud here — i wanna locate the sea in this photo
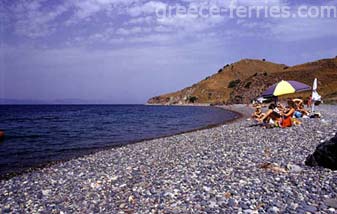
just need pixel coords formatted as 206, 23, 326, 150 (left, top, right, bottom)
0, 105, 238, 177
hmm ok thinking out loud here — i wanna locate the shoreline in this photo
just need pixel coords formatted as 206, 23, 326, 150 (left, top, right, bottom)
1, 104, 336, 213
0, 105, 243, 181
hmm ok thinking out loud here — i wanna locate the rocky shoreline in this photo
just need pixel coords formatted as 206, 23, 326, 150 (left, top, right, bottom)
1, 105, 337, 213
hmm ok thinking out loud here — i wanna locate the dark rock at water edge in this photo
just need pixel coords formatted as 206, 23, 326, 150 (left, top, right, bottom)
305, 133, 337, 170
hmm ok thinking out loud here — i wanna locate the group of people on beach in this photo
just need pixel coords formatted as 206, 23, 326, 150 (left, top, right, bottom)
252, 98, 316, 128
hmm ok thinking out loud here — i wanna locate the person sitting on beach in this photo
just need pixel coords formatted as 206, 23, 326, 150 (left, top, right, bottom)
257, 103, 282, 126
279, 100, 296, 128
291, 98, 307, 118
293, 102, 310, 118
252, 105, 265, 120
293, 98, 303, 107
276, 103, 285, 113
298, 103, 310, 117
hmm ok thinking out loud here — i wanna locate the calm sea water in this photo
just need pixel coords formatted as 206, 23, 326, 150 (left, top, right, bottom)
0, 105, 238, 176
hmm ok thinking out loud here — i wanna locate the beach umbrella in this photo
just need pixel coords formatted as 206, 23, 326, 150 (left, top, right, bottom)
311, 78, 321, 113
261, 80, 311, 97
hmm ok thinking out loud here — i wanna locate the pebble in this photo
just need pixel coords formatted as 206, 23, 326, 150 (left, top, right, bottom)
290, 202, 298, 210
42, 189, 51, 196
328, 208, 336, 213
268, 206, 280, 213
228, 198, 237, 207
303, 205, 317, 212
287, 163, 303, 173
243, 209, 258, 214
325, 199, 337, 208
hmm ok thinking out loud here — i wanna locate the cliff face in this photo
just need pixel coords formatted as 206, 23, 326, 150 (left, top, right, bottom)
147, 57, 337, 105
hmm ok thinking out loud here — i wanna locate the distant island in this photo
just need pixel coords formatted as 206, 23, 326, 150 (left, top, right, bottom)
148, 57, 337, 105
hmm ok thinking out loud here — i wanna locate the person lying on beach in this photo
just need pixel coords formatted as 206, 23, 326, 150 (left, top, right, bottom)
252, 105, 265, 120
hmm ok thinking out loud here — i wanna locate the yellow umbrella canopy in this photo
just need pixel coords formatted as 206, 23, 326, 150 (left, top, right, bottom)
262, 80, 311, 97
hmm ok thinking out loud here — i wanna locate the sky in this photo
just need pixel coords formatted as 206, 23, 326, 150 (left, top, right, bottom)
1, 0, 337, 104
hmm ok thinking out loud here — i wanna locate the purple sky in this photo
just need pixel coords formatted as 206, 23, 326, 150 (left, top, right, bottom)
1, 0, 337, 103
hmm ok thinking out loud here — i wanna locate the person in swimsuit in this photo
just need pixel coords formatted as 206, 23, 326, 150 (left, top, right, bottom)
280, 100, 296, 128
257, 103, 282, 125
252, 105, 265, 120
298, 103, 310, 117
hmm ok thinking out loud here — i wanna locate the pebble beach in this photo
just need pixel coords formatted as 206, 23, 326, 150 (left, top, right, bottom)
1, 105, 337, 213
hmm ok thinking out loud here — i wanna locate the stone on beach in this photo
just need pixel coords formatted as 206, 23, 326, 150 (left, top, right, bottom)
325, 198, 337, 209
305, 133, 337, 170
286, 163, 303, 173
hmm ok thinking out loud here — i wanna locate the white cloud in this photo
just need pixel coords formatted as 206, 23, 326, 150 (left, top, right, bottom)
157, 14, 224, 33
127, 34, 173, 43
234, 1, 337, 41
128, 16, 154, 24
10, 0, 69, 38
154, 25, 173, 32
71, 0, 143, 18
181, 0, 286, 8
5, 0, 337, 45
116, 27, 151, 35
127, 1, 167, 17
72, 0, 102, 19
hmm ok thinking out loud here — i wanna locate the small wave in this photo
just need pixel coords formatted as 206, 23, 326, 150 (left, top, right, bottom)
4, 134, 41, 140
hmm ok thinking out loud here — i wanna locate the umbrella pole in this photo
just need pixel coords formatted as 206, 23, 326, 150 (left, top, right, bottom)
311, 92, 315, 114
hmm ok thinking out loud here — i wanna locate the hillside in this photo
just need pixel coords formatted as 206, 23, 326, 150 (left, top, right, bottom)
147, 57, 337, 105
230, 58, 337, 104
148, 59, 287, 104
